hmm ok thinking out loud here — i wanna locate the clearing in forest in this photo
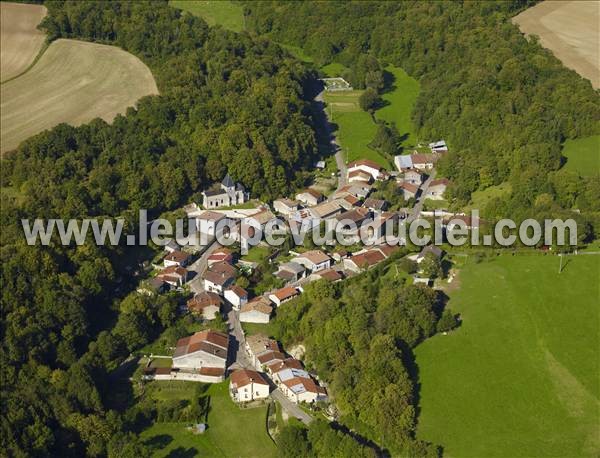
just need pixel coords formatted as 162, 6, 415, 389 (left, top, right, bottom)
0, 2, 47, 83
513, 1, 600, 89
561, 135, 600, 177
1, 39, 158, 154
169, 0, 244, 32
416, 255, 600, 457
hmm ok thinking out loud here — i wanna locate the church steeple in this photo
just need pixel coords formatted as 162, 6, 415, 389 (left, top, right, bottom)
221, 173, 235, 190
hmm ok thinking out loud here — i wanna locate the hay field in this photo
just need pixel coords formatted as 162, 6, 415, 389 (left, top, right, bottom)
1, 2, 47, 82
1, 39, 158, 154
513, 1, 599, 88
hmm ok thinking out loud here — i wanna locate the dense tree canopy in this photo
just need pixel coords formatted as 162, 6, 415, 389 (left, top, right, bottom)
245, 0, 600, 231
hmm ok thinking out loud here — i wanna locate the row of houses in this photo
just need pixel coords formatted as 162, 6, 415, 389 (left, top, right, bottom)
242, 334, 328, 404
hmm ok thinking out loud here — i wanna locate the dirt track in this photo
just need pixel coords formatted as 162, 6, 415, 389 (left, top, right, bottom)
1, 39, 159, 154
513, 1, 599, 89
0, 2, 47, 83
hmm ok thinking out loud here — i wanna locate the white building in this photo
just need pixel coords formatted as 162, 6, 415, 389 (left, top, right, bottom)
224, 285, 248, 310
202, 174, 248, 209
172, 330, 229, 376
239, 297, 273, 324
291, 250, 332, 272
295, 189, 324, 207
229, 369, 270, 402
347, 159, 387, 181
273, 198, 300, 216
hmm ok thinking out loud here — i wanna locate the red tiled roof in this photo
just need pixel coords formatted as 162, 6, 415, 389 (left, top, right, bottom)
270, 286, 299, 302
187, 292, 222, 313
294, 250, 330, 265
227, 285, 248, 298
230, 369, 269, 387
257, 351, 286, 364
430, 178, 450, 187
347, 159, 384, 171
316, 269, 344, 281
165, 250, 190, 263
399, 182, 419, 194
282, 376, 327, 395
199, 367, 225, 377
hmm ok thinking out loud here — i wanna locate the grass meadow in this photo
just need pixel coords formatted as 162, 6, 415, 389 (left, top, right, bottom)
375, 66, 421, 147
415, 254, 600, 457
169, 1, 244, 32
562, 135, 600, 176
141, 381, 276, 457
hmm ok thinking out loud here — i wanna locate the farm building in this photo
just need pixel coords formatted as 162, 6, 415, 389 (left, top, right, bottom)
187, 292, 222, 320
239, 297, 273, 324
295, 189, 324, 207
172, 330, 229, 381
425, 178, 450, 200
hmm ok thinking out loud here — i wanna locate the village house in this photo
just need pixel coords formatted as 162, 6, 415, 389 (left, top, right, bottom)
269, 286, 300, 306
348, 169, 373, 184
291, 250, 332, 273
410, 153, 438, 170
334, 183, 372, 200
265, 357, 304, 377
275, 261, 306, 283
239, 297, 273, 324
362, 197, 388, 213
308, 268, 344, 283
163, 250, 190, 268
347, 159, 387, 181
172, 330, 229, 381
229, 369, 270, 402
425, 178, 450, 200
273, 198, 300, 216
343, 249, 386, 273
224, 285, 248, 310
399, 182, 420, 200
280, 377, 328, 404
257, 350, 287, 369
203, 261, 236, 294
245, 334, 282, 369
308, 200, 343, 220
394, 154, 414, 171
404, 168, 425, 185
202, 174, 248, 209
207, 248, 233, 266
187, 292, 222, 320
156, 266, 188, 287
295, 189, 324, 207
334, 193, 362, 210
196, 210, 227, 236
272, 366, 311, 385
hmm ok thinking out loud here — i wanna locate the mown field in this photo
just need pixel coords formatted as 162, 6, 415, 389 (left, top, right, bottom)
1, 38, 158, 154
375, 66, 420, 147
140, 381, 276, 457
562, 135, 600, 176
169, 0, 244, 32
0, 2, 47, 82
323, 90, 390, 168
416, 254, 600, 457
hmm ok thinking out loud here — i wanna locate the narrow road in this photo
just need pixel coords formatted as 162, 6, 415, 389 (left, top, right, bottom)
407, 169, 436, 224
271, 388, 313, 424
187, 238, 220, 294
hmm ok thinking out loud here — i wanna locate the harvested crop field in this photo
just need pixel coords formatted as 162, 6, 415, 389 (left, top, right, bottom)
1, 2, 47, 83
513, 1, 599, 89
1, 39, 158, 154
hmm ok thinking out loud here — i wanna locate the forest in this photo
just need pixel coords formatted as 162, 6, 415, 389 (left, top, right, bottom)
1, 1, 321, 456
244, 0, 600, 237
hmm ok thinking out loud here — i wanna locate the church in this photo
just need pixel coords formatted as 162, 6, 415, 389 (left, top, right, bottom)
202, 174, 248, 209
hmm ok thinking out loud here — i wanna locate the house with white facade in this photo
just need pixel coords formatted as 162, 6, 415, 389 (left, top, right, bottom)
224, 285, 248, 310
172, 330, 229, 381
156, 266, 188, 287
203, 261, 236, 295
163, 250, 190, 268
186, 292, 222, 320
229, 369, 270, 402
347, 159, 387, 181
239, 297, 273, 324
280, 376, 328, 404
291, 250, 332, 272
273, 198, 300, 216
295, 189, 324, 207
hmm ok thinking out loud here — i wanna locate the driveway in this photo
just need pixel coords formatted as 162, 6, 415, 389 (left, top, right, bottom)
270, 388, 313, 425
